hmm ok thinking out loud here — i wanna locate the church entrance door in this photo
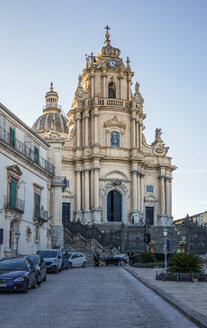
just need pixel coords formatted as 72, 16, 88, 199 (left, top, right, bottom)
107, 190, 122, 222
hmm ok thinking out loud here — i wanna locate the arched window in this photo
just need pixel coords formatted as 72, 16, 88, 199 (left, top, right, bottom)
108, 82, 116, 98
110, 131, 120, 147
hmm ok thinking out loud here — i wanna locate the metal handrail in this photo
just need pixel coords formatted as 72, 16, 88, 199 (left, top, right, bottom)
0, 126, 55, 175
4, 196, 25, 213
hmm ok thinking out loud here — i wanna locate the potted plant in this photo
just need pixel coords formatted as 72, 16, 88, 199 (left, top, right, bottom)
149, 240, 155, 253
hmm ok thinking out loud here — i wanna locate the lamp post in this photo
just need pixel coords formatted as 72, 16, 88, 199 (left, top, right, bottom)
163, 228, 168, 271
15, 231, 20, 256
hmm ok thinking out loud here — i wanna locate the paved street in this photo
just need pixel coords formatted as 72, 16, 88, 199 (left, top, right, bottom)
0, 267, 198, 328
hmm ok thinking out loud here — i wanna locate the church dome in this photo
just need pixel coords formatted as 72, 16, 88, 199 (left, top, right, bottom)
32, 82, 69, 136
32, 112, 69, 134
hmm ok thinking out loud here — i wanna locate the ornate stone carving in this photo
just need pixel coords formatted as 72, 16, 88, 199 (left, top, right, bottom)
133, 81, 144, 107
151, 128, 169, 156
74, 75, 88, 101
104, 116, 126, 129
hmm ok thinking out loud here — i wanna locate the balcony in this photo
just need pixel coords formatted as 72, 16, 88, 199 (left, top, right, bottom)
4, 196, 25, 213
51, 176, 69, 191
86, 98, 130, 109
33, 209, 48, 223
0, 126, 55, 176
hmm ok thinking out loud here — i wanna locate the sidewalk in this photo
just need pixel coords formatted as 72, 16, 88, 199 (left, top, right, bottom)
124, 266, 207, 328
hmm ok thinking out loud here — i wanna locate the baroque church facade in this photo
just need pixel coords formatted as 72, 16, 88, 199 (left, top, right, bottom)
32, 28, 176, 241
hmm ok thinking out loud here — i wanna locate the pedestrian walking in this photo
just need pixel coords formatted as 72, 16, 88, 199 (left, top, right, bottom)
93, 251, 100, 267
128, 250, 134, 266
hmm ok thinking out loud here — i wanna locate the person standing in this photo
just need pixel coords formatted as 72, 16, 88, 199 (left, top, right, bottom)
93, 251, 100, 267
128, 250, 134, 266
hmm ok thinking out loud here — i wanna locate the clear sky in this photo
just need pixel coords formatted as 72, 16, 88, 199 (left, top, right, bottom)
0, 0, 206, 220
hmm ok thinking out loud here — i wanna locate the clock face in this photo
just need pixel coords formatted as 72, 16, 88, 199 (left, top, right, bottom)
108, 59, 118, 69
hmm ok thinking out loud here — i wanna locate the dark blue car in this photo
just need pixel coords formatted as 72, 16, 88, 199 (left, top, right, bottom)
0, 257, 37, 293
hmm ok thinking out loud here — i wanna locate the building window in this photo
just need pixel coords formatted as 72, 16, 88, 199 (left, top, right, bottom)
110, 131, 120, 147
34, 192, 40, 218
9, 127, 15, 147
62, 203, 71, 225
146, 185, 154, 193
34, 145, 39, 165
108, 82, 116, 98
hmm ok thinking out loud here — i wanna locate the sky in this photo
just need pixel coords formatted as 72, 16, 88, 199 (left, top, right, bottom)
0, 0, 206, 220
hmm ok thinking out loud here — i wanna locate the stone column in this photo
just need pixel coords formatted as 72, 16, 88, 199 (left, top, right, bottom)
76, 118, 81, 148
94, 113, 99, 145
165, 177, 170, 216
137, 173, 140, 211
131, 118, 136, 149
136, 121, 139, 149
81, 171, 85, 210
140, 174, 144, 212
139, 123, 143, 151
90, 169, 94, 209
102, 72, 107, 97
160, 176, 165, 215
91, 74, 94, 98
131, 171, 138, 210
84, 113, 89, 147
94, 168, 100, 209
84, 169, 90, 210
169, 178, 172, 216
75, 170, 81, 211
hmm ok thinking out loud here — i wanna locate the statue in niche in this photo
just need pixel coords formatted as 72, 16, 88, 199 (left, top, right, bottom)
108, 82, 116, 98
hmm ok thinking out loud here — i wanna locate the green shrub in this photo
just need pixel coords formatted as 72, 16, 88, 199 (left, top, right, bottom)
167, 253, 204, 273
139, 252, 156, 263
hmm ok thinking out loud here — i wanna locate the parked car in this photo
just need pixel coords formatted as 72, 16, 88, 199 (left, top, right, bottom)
102, 254, 127, 266
28, 255, 47, 284
0, 256, 37, 293
37, 249, 62, 273
68, 253, 87, 268
61, 249, 70, 270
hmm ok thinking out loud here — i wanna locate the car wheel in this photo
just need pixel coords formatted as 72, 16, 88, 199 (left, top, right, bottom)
43, 273, 47, 282
119, 260, 126, 266
82, 262, 87, 268
22, 281, 28, 294
68, 262, 72, 269
31, 277, 37, 289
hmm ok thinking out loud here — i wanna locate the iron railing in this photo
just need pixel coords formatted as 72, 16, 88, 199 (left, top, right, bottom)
0, 126, 55, 175
4, 196, 25, 213
33, 208, 48, 221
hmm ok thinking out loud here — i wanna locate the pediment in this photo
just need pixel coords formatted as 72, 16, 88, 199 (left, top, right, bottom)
102, 170, 129, 181
6, 165, 22, 176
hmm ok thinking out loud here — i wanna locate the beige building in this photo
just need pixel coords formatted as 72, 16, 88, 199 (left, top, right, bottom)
32, 28, 176, 230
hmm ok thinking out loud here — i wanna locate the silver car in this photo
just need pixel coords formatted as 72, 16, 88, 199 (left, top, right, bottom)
68, 253, 87, 268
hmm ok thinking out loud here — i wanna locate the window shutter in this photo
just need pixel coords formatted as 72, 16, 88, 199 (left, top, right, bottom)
35, 193, 40, 218
10, 178, 17, 208
9, 127, 15, 147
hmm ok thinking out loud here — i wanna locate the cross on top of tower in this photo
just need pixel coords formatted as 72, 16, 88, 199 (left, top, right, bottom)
105, 25, 110, 33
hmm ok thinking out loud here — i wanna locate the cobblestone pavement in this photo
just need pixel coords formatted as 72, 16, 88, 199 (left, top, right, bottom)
0, 267, 198, 328
125, 267, 207, 328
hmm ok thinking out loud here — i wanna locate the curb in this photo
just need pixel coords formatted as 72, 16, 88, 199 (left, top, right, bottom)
124, 267, 207, 328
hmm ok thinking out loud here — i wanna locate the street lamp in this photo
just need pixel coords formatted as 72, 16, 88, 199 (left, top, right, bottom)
15, 231, 20, 256
163, 228, 168, 271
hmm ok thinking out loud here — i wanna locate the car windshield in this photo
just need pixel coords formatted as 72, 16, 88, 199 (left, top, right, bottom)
28, 256, 38, 265
37, 251, 57, 258
0, 259, 26, 270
